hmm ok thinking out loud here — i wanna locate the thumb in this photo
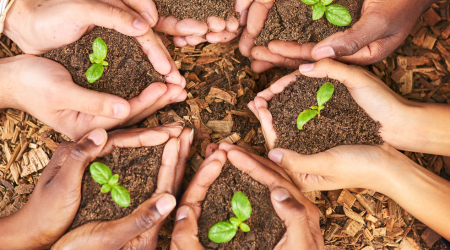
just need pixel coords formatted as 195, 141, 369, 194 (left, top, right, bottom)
271, 188, 318, 249
311, 13, 388, 61
60, 81, 131, 119
171, 206, 204, 250
107, 194, 176, 248
268, 148, 332, 177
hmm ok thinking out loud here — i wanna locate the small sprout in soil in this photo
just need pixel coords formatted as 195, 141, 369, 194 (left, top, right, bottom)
297, 82, 334, 130
301, 0, 352, 26
208, 191, 252, 243
86, 37, 109, 83
90, 162, 130, 207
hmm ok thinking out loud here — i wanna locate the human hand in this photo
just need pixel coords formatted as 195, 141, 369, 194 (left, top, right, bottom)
52, 127, 193, 250
170, 143, 324, 250
154, 0, 252, 46
0, 124, 189, 250
3, 0, 180, 79
242, 0, 437, 72
248, 59, 421, 152
0, 55, 187, 140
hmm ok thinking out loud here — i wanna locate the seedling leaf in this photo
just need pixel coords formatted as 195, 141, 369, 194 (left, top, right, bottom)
109, 174, 119, 185
101, 184, 112, 193
102, 61, 109, 66
297, 110, 317, 130
311, 105, 319, 110
89, 54, 96, 64
230, 217, 240, 228
240, 223, 250, 232
312, 3, 326, 20
301, 0, 318, 4
317, 82, 335, 106
208, 222, 238, 243
90, 162, 112, 185
92, 37, 108, 62
320, 0, 332, 5
111, 185, 130, 207
325, 5, 352, 26
86, 63, 104, 83
231, 191, 252, 222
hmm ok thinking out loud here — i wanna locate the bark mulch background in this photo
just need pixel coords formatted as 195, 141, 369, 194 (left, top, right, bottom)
1, 2, 450, 249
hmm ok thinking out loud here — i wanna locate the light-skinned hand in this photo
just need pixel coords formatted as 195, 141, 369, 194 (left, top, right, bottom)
170, 143, 324, 250
241, 0, 438, 73
0, 55, 187, 140
0, 125, 192, 250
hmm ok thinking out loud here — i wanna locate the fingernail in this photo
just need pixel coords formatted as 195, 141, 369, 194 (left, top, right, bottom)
273, 188, 291, 202
189, 129, 195, 144
239, 10, 248, 26
268, 150, 283, 164
88, 129, 106, 146
299, 63, 314, 73
140, 12, 154, 26
133, 18, 148, 30
171, 93, 186, 102
176, 206, 190, 221
156, 195, 176, 215
313, 46, 335, 60
114, 103, 128, 118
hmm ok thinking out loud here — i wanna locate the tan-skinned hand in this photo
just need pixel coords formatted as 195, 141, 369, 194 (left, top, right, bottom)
51, 126, 193, 250
0, 124, 193, 250
3, 0, 186, 83
170, 143, 324, 250
0, 55, 187, 140
240, 0, 438, 73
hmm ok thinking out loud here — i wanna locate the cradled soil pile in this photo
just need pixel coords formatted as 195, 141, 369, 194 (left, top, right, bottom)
155, 0, 239, 22
41, 27, 164, 100
255, 0, 364, 46
198, 162, 286, 249
71, 145, 164, 229
270, 76, 383, 155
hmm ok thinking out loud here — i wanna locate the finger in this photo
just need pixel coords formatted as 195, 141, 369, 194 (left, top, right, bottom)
126, 82, 167, 118
171, 206, 203, 250
268, 41, 315, 61
205, 143, 219, 158
311, 13, 389, 62
248, 101, 260, 120
251, 46, 305, 69
239, 27, 255, 58
247, 1, 273, 37
254, 97, 277, 150
185, 36, 208, 46
122, 0, 159, 27
226, 16, 239, 32
235, 0, 253, 14
256, 70, 299, 101
154, 35, 186, 86
207, 16, 227, 32
86, 1, 149, 36
271, 188, 319, 249
49, 129, 108, 188
173, 36, 188, 47
59, 81, 130, 119
239, 9, 248, 26
206, 30, 241, 44
268, 148, 333, 176
180, 150, 227, 218
107, 194, 176, 247
154, 138, 180, 195
135, 29, 171, 75
174, 128, 194, 197
251, 60, 274, 73
155, 16, 208, 36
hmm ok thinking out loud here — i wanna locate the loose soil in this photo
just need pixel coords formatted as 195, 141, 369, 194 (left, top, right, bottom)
270, 76, 383, 154
41, 27, 164, 100
198, 162, 286, 249
155, 0, 239, 22
255, 0, 364, 46
71, 145, 164, 229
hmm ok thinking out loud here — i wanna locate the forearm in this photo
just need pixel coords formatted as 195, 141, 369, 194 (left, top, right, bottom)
0, 57, 16, 109
0, 213, 44, 250
380, 151, 450, 240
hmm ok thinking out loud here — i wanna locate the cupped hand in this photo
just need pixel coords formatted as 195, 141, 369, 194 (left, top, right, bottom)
154, 0, 252, 46
171, 143, 324, 250
0, 124, 188, 250
1, 55, 187, 140
3, 0, 181, 79
52, 127, 193, 250
248, 59, 418, 152
243, 0, 437, 72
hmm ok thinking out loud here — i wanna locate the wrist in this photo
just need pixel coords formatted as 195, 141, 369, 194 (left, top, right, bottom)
2, 0, 30, 51
0, 57, 14, 109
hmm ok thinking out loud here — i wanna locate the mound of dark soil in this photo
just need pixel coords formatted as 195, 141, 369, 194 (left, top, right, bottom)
155, 0, 239, 22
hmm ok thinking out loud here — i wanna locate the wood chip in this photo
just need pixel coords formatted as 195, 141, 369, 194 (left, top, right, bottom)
207, 87, 237, 105
421, 228, 441, 247
337, 189, 356, 208
205, 121, 233, 134
342, 219, 363, 237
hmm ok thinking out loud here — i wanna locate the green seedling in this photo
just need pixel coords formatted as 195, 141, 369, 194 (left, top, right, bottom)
90, 162, 130, 207
208, 191, 252, 243
297, 82, 335, 130
86, 37, 109, 83
301, 0, 352, 26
